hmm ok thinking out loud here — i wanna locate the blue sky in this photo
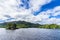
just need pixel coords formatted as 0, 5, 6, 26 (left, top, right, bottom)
33, 0, 60, 16
0, 0, 60, 24
41, 0, 60, 11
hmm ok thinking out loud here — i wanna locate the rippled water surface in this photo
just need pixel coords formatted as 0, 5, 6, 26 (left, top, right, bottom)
0, 28, 60, 40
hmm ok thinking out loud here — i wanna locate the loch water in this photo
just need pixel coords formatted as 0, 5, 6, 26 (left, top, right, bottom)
0, 28, 60, 40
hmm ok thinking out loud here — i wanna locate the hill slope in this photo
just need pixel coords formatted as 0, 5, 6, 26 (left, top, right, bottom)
0, 21, 60, 29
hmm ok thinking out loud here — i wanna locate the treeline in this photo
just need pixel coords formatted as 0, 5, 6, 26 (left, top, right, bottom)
0, 21, 60, 29
38, 24, 60, 29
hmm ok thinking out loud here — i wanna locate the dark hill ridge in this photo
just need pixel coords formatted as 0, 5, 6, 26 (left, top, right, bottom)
0, 21, 60, 29
0, 21, 40, 28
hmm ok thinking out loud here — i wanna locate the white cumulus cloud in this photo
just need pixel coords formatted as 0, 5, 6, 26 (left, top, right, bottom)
36, 6, 60, 24
1, 0, 60, 25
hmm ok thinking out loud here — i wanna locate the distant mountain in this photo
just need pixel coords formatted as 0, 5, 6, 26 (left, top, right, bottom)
0, 21, 60, 29
0, 21, 40, 28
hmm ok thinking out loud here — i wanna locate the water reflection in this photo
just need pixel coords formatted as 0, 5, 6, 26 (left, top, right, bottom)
0, 28, 60, 40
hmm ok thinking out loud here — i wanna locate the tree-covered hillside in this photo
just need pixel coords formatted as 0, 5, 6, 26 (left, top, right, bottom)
0, 21, 60, 29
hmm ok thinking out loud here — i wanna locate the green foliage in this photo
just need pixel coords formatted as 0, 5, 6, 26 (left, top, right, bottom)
0, 21, 60, 29
17, 24, 28, 28
38, 24, 59, 29
6, 23, 13, 29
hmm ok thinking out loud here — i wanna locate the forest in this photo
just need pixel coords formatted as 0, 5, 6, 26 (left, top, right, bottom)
0, 21, 60, 29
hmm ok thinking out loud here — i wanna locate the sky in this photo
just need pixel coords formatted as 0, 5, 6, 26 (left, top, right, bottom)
0, 0, 60, 24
